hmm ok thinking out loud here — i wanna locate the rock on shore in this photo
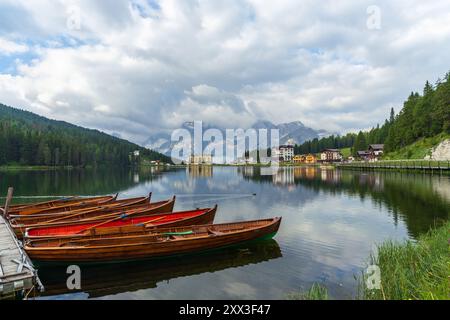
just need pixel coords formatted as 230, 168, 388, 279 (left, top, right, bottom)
424, 139, 450, 160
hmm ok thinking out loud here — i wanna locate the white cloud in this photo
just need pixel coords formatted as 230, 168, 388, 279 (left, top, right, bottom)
0, 0, 449, 144
0, 37, 28, 54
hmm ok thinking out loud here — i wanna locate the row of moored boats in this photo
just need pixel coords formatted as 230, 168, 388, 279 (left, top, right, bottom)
0, 193, 281, 264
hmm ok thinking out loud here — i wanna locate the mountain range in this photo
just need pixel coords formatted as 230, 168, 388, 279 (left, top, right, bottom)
144, 120, 334, 158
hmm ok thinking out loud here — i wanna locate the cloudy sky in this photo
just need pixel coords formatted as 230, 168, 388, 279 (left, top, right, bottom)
0, 0, 449, 145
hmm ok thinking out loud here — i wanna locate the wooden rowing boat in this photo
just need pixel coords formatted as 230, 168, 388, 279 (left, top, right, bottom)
4, 196, 78, 211
5, 195, 117, 215
9, 194, 152, 221
25, 206, 217, 239
6, 194, 119, 216
11, 197, 176, 238
24, 217, 282, 263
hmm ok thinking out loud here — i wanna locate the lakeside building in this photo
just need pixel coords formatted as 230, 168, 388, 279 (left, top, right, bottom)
277, 140, 295, 162
188, 154, 213, 165
293, 154, 317, 164
272, 146, 294, 162
357, 144, 384, 161
304, 154, 317, 164
320, 149, 343, 163
368, 144, 384, 158
293, 155, 304, 164
357, 151, 371, 161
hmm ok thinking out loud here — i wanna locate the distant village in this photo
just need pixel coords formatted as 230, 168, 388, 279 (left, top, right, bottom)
186, 139, 385, 165
263, 141, 384, 165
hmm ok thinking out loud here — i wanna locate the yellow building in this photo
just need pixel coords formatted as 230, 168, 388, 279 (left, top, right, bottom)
293, 154, 317, 164
293, 155, 305, 164
305, 154, 317, 164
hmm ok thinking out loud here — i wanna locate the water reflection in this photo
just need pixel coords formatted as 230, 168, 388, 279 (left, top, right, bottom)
37, 240, 281, 299
1, 166, 448, 299
240, 167, 449, 238
187, 165, 213, 178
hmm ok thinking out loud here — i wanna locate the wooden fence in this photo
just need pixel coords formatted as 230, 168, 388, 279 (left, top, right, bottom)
337, 160, 450, 172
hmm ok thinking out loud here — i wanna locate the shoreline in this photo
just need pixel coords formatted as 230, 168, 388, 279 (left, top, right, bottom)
288, 221, 449, 300
0, 164, 172, 172
360, 220, 449, 300
1, 160, 449, 173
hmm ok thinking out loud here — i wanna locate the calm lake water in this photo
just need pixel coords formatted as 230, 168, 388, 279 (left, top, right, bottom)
1, 166, 449, 300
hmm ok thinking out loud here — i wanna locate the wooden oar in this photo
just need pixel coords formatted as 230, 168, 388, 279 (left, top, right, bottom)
67, 196, 170, 224
10, 207, 94, 227
42, 197, 153, 224
37, 196, 148, 224
77, 215, 127, 234
72, 201, 158, 222
70, 208, 141, 223
78, 214, 168, 236
35, 206, 107, 225
141, 216, 167, 227
76, 209, 154, 234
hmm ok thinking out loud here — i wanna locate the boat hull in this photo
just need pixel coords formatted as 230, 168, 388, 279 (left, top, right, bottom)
13, 197, 175, 238
8, 195, 118, 216
25, 218, 282, 264
10, 196, 153, 224
26, 207, 217, 239
8, 195, 151, 220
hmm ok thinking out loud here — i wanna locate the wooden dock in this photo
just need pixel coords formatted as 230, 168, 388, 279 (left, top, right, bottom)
0, 188, 43, 299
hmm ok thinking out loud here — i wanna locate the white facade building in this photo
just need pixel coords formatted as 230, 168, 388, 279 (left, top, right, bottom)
279, 145, 294, 162
188, 154, 213, 165
320, 149, 343, 162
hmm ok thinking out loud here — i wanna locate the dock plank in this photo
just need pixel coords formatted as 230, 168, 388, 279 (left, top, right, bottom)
0, 215, 38, 298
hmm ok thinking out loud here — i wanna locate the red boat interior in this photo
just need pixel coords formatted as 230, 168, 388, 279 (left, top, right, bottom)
27, 209, 210, 237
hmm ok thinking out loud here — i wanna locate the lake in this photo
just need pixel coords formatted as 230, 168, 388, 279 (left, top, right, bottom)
1, 166, 449, 300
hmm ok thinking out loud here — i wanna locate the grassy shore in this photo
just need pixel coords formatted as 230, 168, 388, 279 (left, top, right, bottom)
360, 220, 449, 300
340, 147, 352, 158
383, 133, 450, 160
287, 221, 449, 300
